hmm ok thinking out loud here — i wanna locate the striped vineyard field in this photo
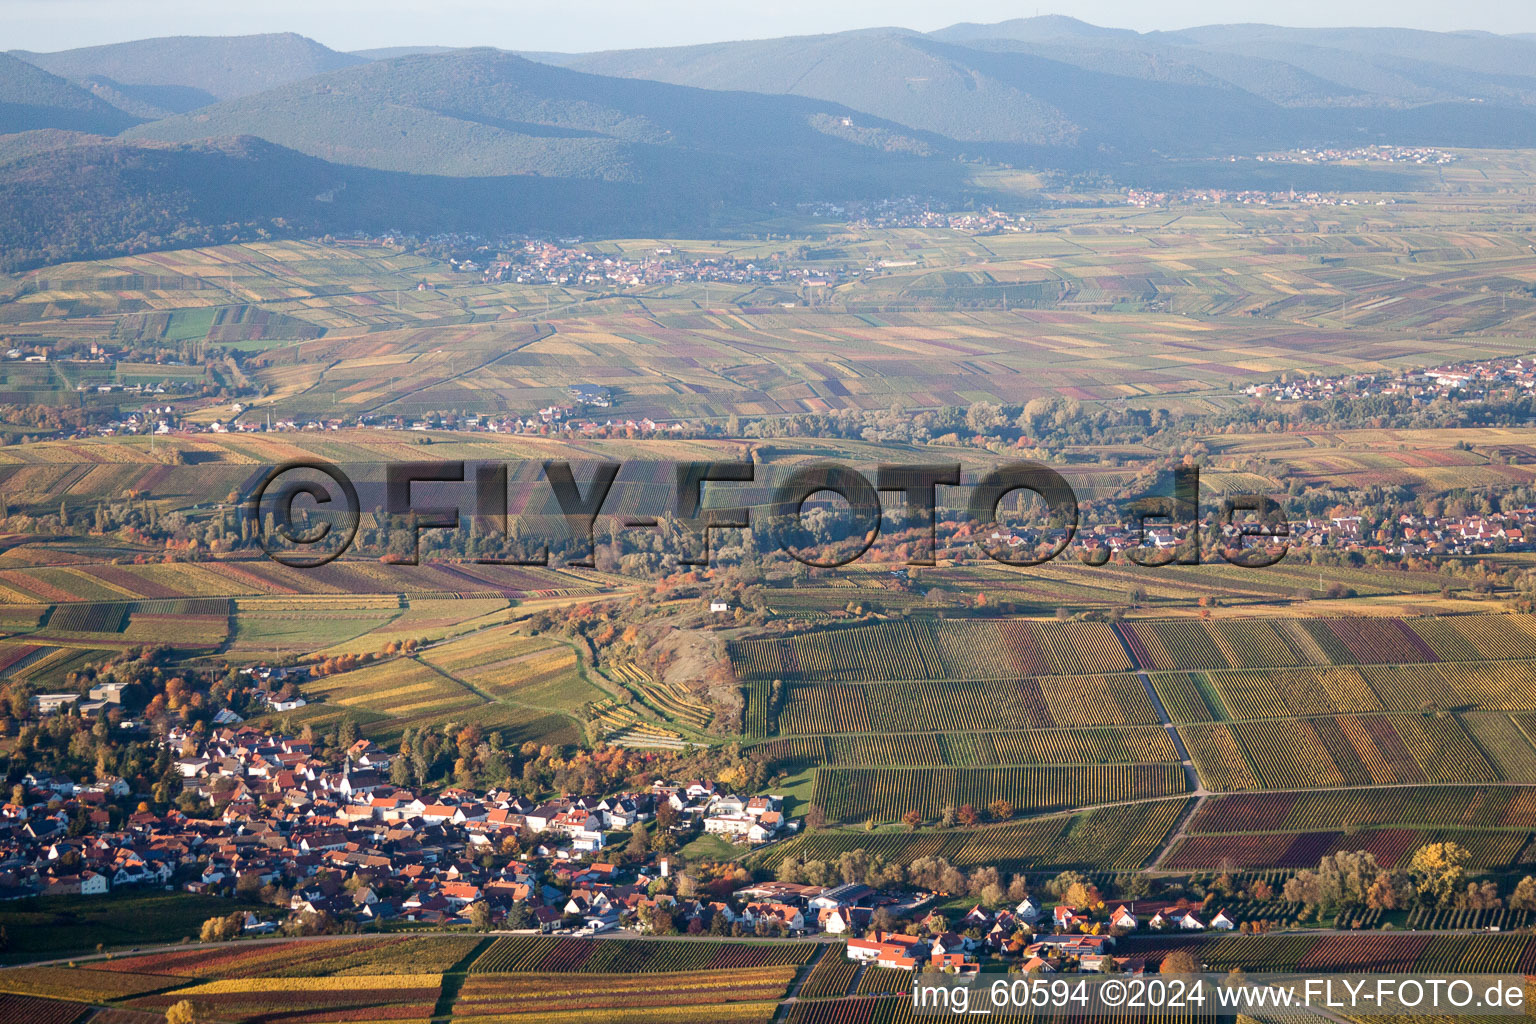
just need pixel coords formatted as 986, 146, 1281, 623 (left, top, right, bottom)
854, 967, 911, 996
127, 975, 442, 1022
1118, 614, 1536, 671
1122, 932, 1536, 973
449, 1003, 774, 1024
1175, 661, 1536, 720
728, 619, 1130, 683
1177, 715, 1506, 790
0, 995, 89, 1024
1161, 825, 1531, 871
753, 726, 1179, 769
785, 996, 1214, 1024
811, 764, 1188, 824
450, 968, 797, 1017
1186, 786, 1536, 833
469, 937, 816, 973
762, 674, 1158, 737
797, 956, 859, 999
760, 800, 1189, 873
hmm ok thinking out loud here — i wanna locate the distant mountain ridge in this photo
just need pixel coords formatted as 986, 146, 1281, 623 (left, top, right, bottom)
0, 52, 141, 135
556, 16, 1536, 132
10, 32, 368, 112
6, 18, 1536, 271
122, 48, 960, 183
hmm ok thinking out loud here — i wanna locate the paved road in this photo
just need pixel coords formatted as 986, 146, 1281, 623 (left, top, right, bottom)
1137, 670, 1204, 796
772, 943, 830, 1022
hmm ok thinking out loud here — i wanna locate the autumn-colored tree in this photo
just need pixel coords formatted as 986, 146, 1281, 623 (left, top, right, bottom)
956, 805, 978, 827
655, 801, 679, 830
987, 799, 1013, 821
165, 999, 198, 1024
1511, 876, 1536, 912
1065, 880, 1102, 910
1160, 950, 1199, 977
1409, 841, 1471, 908
901, 810, 923, 830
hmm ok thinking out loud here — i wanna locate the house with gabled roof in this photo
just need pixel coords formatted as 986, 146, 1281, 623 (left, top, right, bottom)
1110, 905, 1139, 930
847, 930, 927, 970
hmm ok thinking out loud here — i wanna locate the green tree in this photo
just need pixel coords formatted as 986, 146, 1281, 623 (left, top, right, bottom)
628, 821, 650, 857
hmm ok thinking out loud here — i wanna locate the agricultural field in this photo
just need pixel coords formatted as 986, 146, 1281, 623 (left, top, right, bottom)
452, 968, 794, 1019
126, 973, 444, 1023
0, 892, 235, 964
755, 675, 1158, 738
609, 660, 713, 729
785, 997, 1210, 1024
797, 956, 859, 1000
469, 937, 816, 973
811, 764, 1188, 823
1164, 786, 1536, 869
274, 649, 587, 747
0, 553, 597, 606
1161, 826, 1533, 871
1177, 714, 1514, 790
88, 935, 486, 978
23, 177, 1536, 1016
755, 725, 1180, 768
1121, 933, 1536, 975
0, 994, 91, 1024
761, 799, 1189, 872
730, 619, 1132, 684
1121, 614, 1536, 673
0, 964, 181, 1003
741, 612, 1536, 845
419, 626, 596, 707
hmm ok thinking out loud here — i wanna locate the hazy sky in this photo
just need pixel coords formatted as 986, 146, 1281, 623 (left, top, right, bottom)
9, 0, 1536, 53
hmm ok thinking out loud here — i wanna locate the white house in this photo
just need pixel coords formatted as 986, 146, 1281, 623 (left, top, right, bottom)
821, 908, 860, 934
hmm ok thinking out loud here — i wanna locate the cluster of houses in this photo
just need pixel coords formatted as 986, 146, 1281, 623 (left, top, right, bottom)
841, 897, 1246, 976
798, 196, 1032, 236
983, 501, 1536, 562
1287, 509, 1536, 558
80, 408, 695, 443
3, 771, 167, 897
3, 725, 805, 932
8, 718, 1268, 971
1244, 356, 1536, 405
1125, 188, 1365, 209
475, 238, 837, 291
1252, 145, 1457, 165
848, 930, 980, 975
1014, 903, 1240, 974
